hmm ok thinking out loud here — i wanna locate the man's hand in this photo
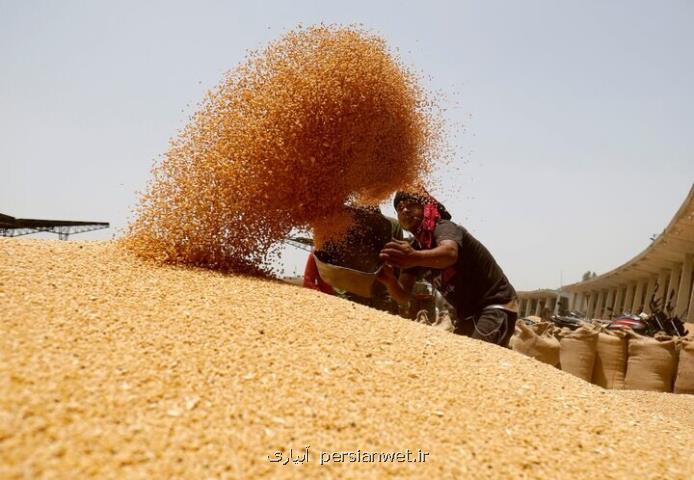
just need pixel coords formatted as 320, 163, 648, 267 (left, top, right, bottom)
375, 264, 397, 286
379, 239, 420, 269
375, 265, 416, 310
382, 239, 459, 270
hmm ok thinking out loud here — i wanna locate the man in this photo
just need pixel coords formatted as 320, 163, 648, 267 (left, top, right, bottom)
377, 190, 518, 347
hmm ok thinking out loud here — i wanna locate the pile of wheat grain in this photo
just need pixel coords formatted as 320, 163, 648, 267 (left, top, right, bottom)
2, 238, 693, 479
123, 25, 439, 274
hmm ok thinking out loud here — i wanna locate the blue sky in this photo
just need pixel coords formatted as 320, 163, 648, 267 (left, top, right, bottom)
2, 0, 693, 290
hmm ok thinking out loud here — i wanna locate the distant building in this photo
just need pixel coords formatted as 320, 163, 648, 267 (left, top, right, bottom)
517, 289, 570, 318
562, 184, 694, 322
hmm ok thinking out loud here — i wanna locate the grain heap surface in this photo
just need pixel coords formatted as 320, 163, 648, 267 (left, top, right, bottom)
2, 239, 694, 479
610, 390, 694, 429
123, 25, 438, 274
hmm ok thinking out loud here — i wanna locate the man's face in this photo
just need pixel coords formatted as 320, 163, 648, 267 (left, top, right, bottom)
395, 198, 424, 232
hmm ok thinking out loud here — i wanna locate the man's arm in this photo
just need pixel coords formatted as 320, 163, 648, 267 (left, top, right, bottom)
379, 239, 458, 270
376, 266, 416, 307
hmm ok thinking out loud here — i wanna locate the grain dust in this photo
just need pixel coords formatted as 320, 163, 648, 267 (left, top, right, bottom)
122, 25, 441, 274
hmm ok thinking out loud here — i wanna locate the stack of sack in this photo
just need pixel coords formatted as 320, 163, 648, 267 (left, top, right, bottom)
623, 332, 678, 392
509, 320, 693, 394
674, 336, 694, 394
559, 325, 599, 383
592, 328, 628, 390
510, 321, 560, 368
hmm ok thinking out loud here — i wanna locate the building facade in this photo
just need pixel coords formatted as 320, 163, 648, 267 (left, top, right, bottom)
516, 289, 569, 318
559, 184, 694, 321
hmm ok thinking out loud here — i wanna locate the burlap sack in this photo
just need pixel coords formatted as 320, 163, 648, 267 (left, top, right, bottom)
624, 333, 677, 392
591, 330, 627, 389
508, 327, 520, 351
559, 325, 598, 382
674, 336, 694, 394
512, 322, 560, 367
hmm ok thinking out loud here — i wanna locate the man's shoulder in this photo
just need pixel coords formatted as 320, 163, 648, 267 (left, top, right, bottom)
434, 219, 467, 236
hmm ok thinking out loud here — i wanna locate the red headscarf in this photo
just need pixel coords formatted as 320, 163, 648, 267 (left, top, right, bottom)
417, 199, 442, 249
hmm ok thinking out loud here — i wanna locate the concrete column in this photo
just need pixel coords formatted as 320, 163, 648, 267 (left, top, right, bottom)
614, 287, 625, 317
534, 298, 542, 316
595, 290, 606, 319
579, 293, 586, 315
632, 280, 646, 314
525, 299, 533, 317
574, 292, 583, 312
688, 282, 694, 324
657, 269, 669, 308
676, 254, 693, 319
605, 289, 616, 319
587, 292, 597, 319
624, 283, 636, 314
644, 276, 658, 314
668, 264, 682, 309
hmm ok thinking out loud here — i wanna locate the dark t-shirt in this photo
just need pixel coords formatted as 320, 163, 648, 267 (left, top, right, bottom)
407, 220, 516, 320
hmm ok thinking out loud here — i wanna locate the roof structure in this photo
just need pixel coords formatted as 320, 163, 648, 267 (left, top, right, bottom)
563, 184, 694, 292
282, 236, 313, 252
559, 183, 694, 321
0, 213, 109, 240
